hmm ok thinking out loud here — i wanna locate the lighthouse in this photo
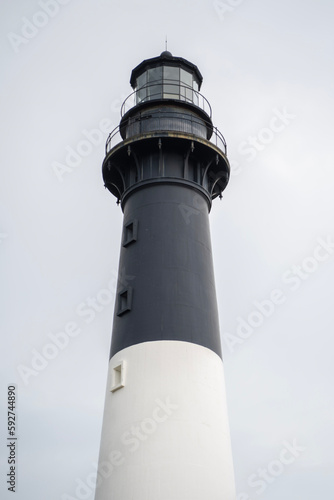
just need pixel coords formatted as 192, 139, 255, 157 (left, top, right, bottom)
94, 51, 236, 500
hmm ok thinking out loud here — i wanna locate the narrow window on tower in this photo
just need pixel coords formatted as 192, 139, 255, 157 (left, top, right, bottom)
117, 287, 133, 316
122, 219, 138, 247
110, 360, 125, 392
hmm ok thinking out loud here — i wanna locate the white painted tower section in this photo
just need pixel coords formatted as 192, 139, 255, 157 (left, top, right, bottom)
94, 340, 236, 500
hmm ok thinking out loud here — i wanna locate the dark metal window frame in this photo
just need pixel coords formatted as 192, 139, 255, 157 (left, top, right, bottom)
117, 287, 133, 316
123, 219, 138, 247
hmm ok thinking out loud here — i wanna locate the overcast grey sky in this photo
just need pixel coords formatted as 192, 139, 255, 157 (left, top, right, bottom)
1, 0, 334, 499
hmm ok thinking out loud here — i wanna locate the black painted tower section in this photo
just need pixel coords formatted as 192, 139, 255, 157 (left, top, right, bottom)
102, 51, 230, 360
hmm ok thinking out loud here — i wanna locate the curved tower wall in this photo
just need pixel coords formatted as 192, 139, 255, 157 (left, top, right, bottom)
94, 51, 236, 500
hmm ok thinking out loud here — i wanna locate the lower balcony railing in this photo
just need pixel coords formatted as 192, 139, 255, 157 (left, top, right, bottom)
105, 110, 227, 155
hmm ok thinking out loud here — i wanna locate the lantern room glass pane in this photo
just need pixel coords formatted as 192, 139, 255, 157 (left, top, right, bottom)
180, 68, 192, 87
148, 83, 162, 100
164, 66, 179, 82
148, 67, 163, 83
163, 66, 180, 99
137, 88, 146, 103
180, 85, 186, 101
137, 72, 147, 89
193, 90, 199, 106
163, 83, 178, 99
136, 72, 147, 103
186, 87, 193, 102
147, 67, 162, 99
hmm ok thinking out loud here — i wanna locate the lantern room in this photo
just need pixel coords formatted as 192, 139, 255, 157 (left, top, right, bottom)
130, 50, 203, 107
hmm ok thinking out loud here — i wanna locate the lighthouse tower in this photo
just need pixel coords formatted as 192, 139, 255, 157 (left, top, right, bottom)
94, 51, 236, 500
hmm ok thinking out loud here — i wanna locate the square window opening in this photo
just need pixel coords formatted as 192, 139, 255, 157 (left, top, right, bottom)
117, 287, 133, 316
110, 361, 125, 392
123, 219, 138, 247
